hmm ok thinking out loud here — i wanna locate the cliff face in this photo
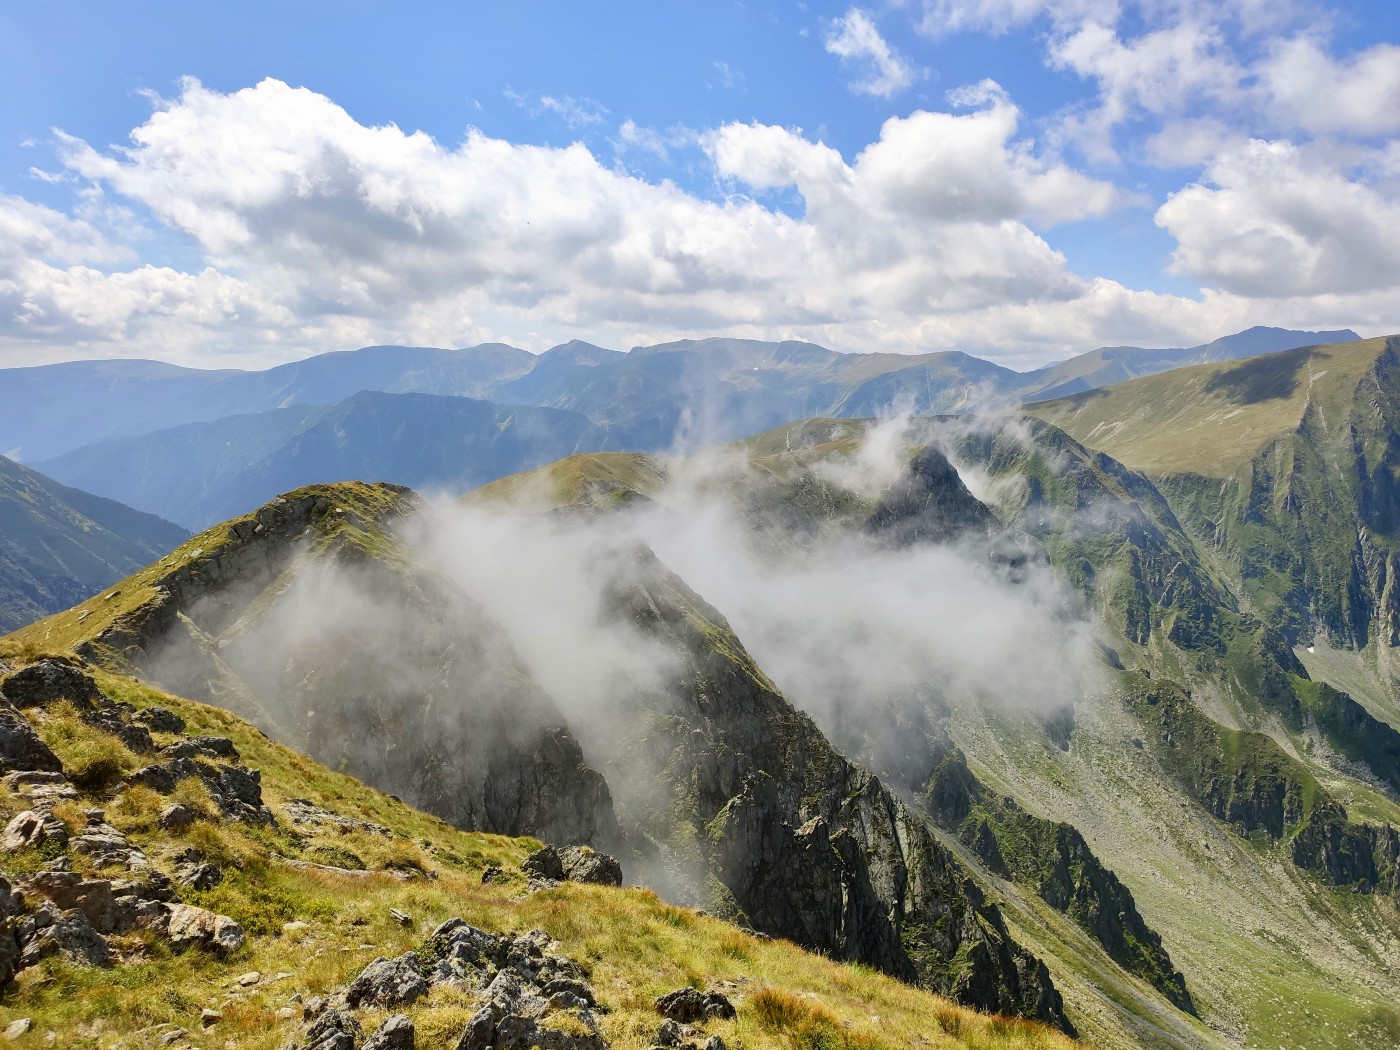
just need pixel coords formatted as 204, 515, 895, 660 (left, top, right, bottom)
594, 543, 1072, 1030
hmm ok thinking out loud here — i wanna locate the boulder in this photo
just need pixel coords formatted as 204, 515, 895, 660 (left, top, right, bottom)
71, 820, 148, 870
3, 770, 78, 809
287, 1008, 363, 1050
189, 735, 239, 760
172, 849, 222, 891
165, 903, 245, 955
3, 1018, 32, 1040
0, 660, 103, 710
16, 902, 110, 968
22, 869, 119, 932
520, 845, 565, 881
345, 952, 429, 1009
364, 1014, 415, 1050
558, 845, 623, 886
654, 988, 736, 1023
130, 763, 179, 793
0, 917, 18, 989
1, 810, 68, 851
455, 968, 607, 1050
0, 702, 62, 774
134, 706, 186, 734
158, 803, 196, 831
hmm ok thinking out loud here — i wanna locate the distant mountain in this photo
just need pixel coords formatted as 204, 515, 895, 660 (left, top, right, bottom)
0, 455, 187, 632
2, 327, 1355, 465
0, 342, 534, 461
36, 390, 612, 529
1016, 325, 1360, 402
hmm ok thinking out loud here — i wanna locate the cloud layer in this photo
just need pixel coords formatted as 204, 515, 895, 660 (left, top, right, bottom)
4, 0, 1400, 369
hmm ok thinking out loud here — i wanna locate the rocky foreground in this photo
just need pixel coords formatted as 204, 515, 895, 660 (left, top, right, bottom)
0, 653, 1074, 1050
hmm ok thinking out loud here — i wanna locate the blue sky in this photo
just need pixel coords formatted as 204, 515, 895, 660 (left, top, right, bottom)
3, 1, 1400, 369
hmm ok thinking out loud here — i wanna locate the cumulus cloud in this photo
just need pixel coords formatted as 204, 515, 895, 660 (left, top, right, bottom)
1156, 138, 1400, 297
1260, 36, 1400, 137
824, 8, 918, 98
0, 75, 1162, 366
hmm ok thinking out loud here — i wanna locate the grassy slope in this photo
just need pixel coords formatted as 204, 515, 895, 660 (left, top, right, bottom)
4, 482, 410, 662
0, 660, 1074, 1050
1025, 338, 1389, 478
0, 457, 188, 634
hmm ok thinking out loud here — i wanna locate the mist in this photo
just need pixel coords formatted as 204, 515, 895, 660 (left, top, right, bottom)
408, 411, 1105, 768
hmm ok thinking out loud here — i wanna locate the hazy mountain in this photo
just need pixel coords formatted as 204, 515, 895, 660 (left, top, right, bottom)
0, 342, 534, 461
2, 327, 1353, 465
0, 454, 187, 632
1015, 325, 1360, 401
36, 390, 612, 529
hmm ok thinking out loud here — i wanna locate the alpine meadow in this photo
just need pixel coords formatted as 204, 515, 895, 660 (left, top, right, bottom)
3, 4, 1400, 1050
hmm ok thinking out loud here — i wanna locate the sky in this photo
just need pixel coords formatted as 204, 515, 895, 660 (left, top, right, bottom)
3, 1, 1400, 370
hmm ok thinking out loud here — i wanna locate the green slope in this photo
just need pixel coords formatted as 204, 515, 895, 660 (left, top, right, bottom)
0, 456, 188, 634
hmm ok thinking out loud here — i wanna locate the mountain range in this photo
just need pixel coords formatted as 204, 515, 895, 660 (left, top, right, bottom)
2, 327, 1398, 1049
2, 325, 1356, 530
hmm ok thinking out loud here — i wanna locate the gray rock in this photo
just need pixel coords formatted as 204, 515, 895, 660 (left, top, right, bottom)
71, 821, 148, 870
158, 803, 196, 831
130, 763, 179, 793
288, 1008, 362, 1050
189, 735, 239, 760
86, 708, 155, 754
558, 845, 623, 886
654, 987, 736, 1023
520, 845, 565, 881
649, 1019, 689, 1048
173, 848, 222, 890
165, 903, 245, 955
389, 907, 412, 927
0, 876, 21, 918
2, 770, 78, 809
134, 706, 186, 734
21, 870, 119, 932
0, 916, 18, 989
3, 1018, 32, 1040
346, 952, 429, 1009
1, 809, 68, 851
0, 701, 62, 774
454, 962, 607, 1050
429, 917, 502, 974
17, 902, 110, 968
281, 798, 391, 837
0, 660, 103, 710
364, 1014, 415, 1050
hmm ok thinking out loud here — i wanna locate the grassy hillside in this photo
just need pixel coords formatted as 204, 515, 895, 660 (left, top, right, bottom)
0, 654, 1074, 1050
1024, 337, 1391, 478
0, 456, 188, 634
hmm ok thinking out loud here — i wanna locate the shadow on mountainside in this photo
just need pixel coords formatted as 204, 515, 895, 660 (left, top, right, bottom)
1204, 346, 1316, 405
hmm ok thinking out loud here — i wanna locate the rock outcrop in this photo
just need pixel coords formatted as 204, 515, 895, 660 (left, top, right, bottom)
590, 543, 1071, 1032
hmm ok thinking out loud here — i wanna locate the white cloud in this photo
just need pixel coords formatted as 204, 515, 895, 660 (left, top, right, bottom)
1156, 138, 1400, 297
1049, 18, 1245, 162
614, 120, 670, 161
712, 61, 744, 90
5, 74, 1395, 370
506, 89, 609, 129
4, 76, 1146, 366
538, 94, 609, 129
910, 0, 1119, 36
1260, 36, 1400, 137
824, 8, 918, 98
